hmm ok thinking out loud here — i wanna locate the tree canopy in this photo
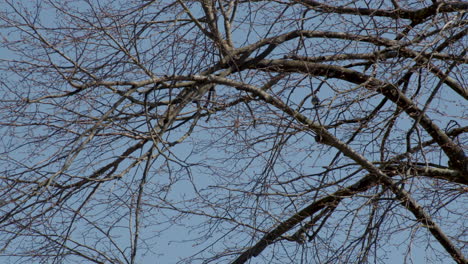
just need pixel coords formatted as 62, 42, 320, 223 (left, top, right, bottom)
0, 0, 467, 263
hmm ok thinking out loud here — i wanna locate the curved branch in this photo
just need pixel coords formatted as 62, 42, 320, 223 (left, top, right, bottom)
385, 164, 467, 185
249, 59, 467, 174
182, 74, 466, 264
235, 28, 467, 99
231, 174, 378, 264
291, 0, 468, 22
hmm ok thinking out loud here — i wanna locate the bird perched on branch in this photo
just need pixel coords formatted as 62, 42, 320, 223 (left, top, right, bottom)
311, 95, 320, 108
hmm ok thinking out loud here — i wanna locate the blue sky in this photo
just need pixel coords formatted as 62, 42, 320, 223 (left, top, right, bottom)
0, 1, 466, 263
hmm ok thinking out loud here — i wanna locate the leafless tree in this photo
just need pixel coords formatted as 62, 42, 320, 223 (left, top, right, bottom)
0, 0, 466, 263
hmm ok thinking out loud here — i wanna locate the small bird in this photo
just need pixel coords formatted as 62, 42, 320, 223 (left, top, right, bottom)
311, 95, 320, 108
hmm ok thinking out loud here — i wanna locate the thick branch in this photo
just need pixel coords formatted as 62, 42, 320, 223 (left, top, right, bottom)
385, 164, 467, 185
183, 74, 466, 264
292, 0, 468, 22
250, 59, 467, 174
231, 174, 379, 264
222, 83, 467, 264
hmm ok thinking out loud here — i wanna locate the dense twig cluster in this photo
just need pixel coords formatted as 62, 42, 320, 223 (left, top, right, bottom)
0, 1, 466, 263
